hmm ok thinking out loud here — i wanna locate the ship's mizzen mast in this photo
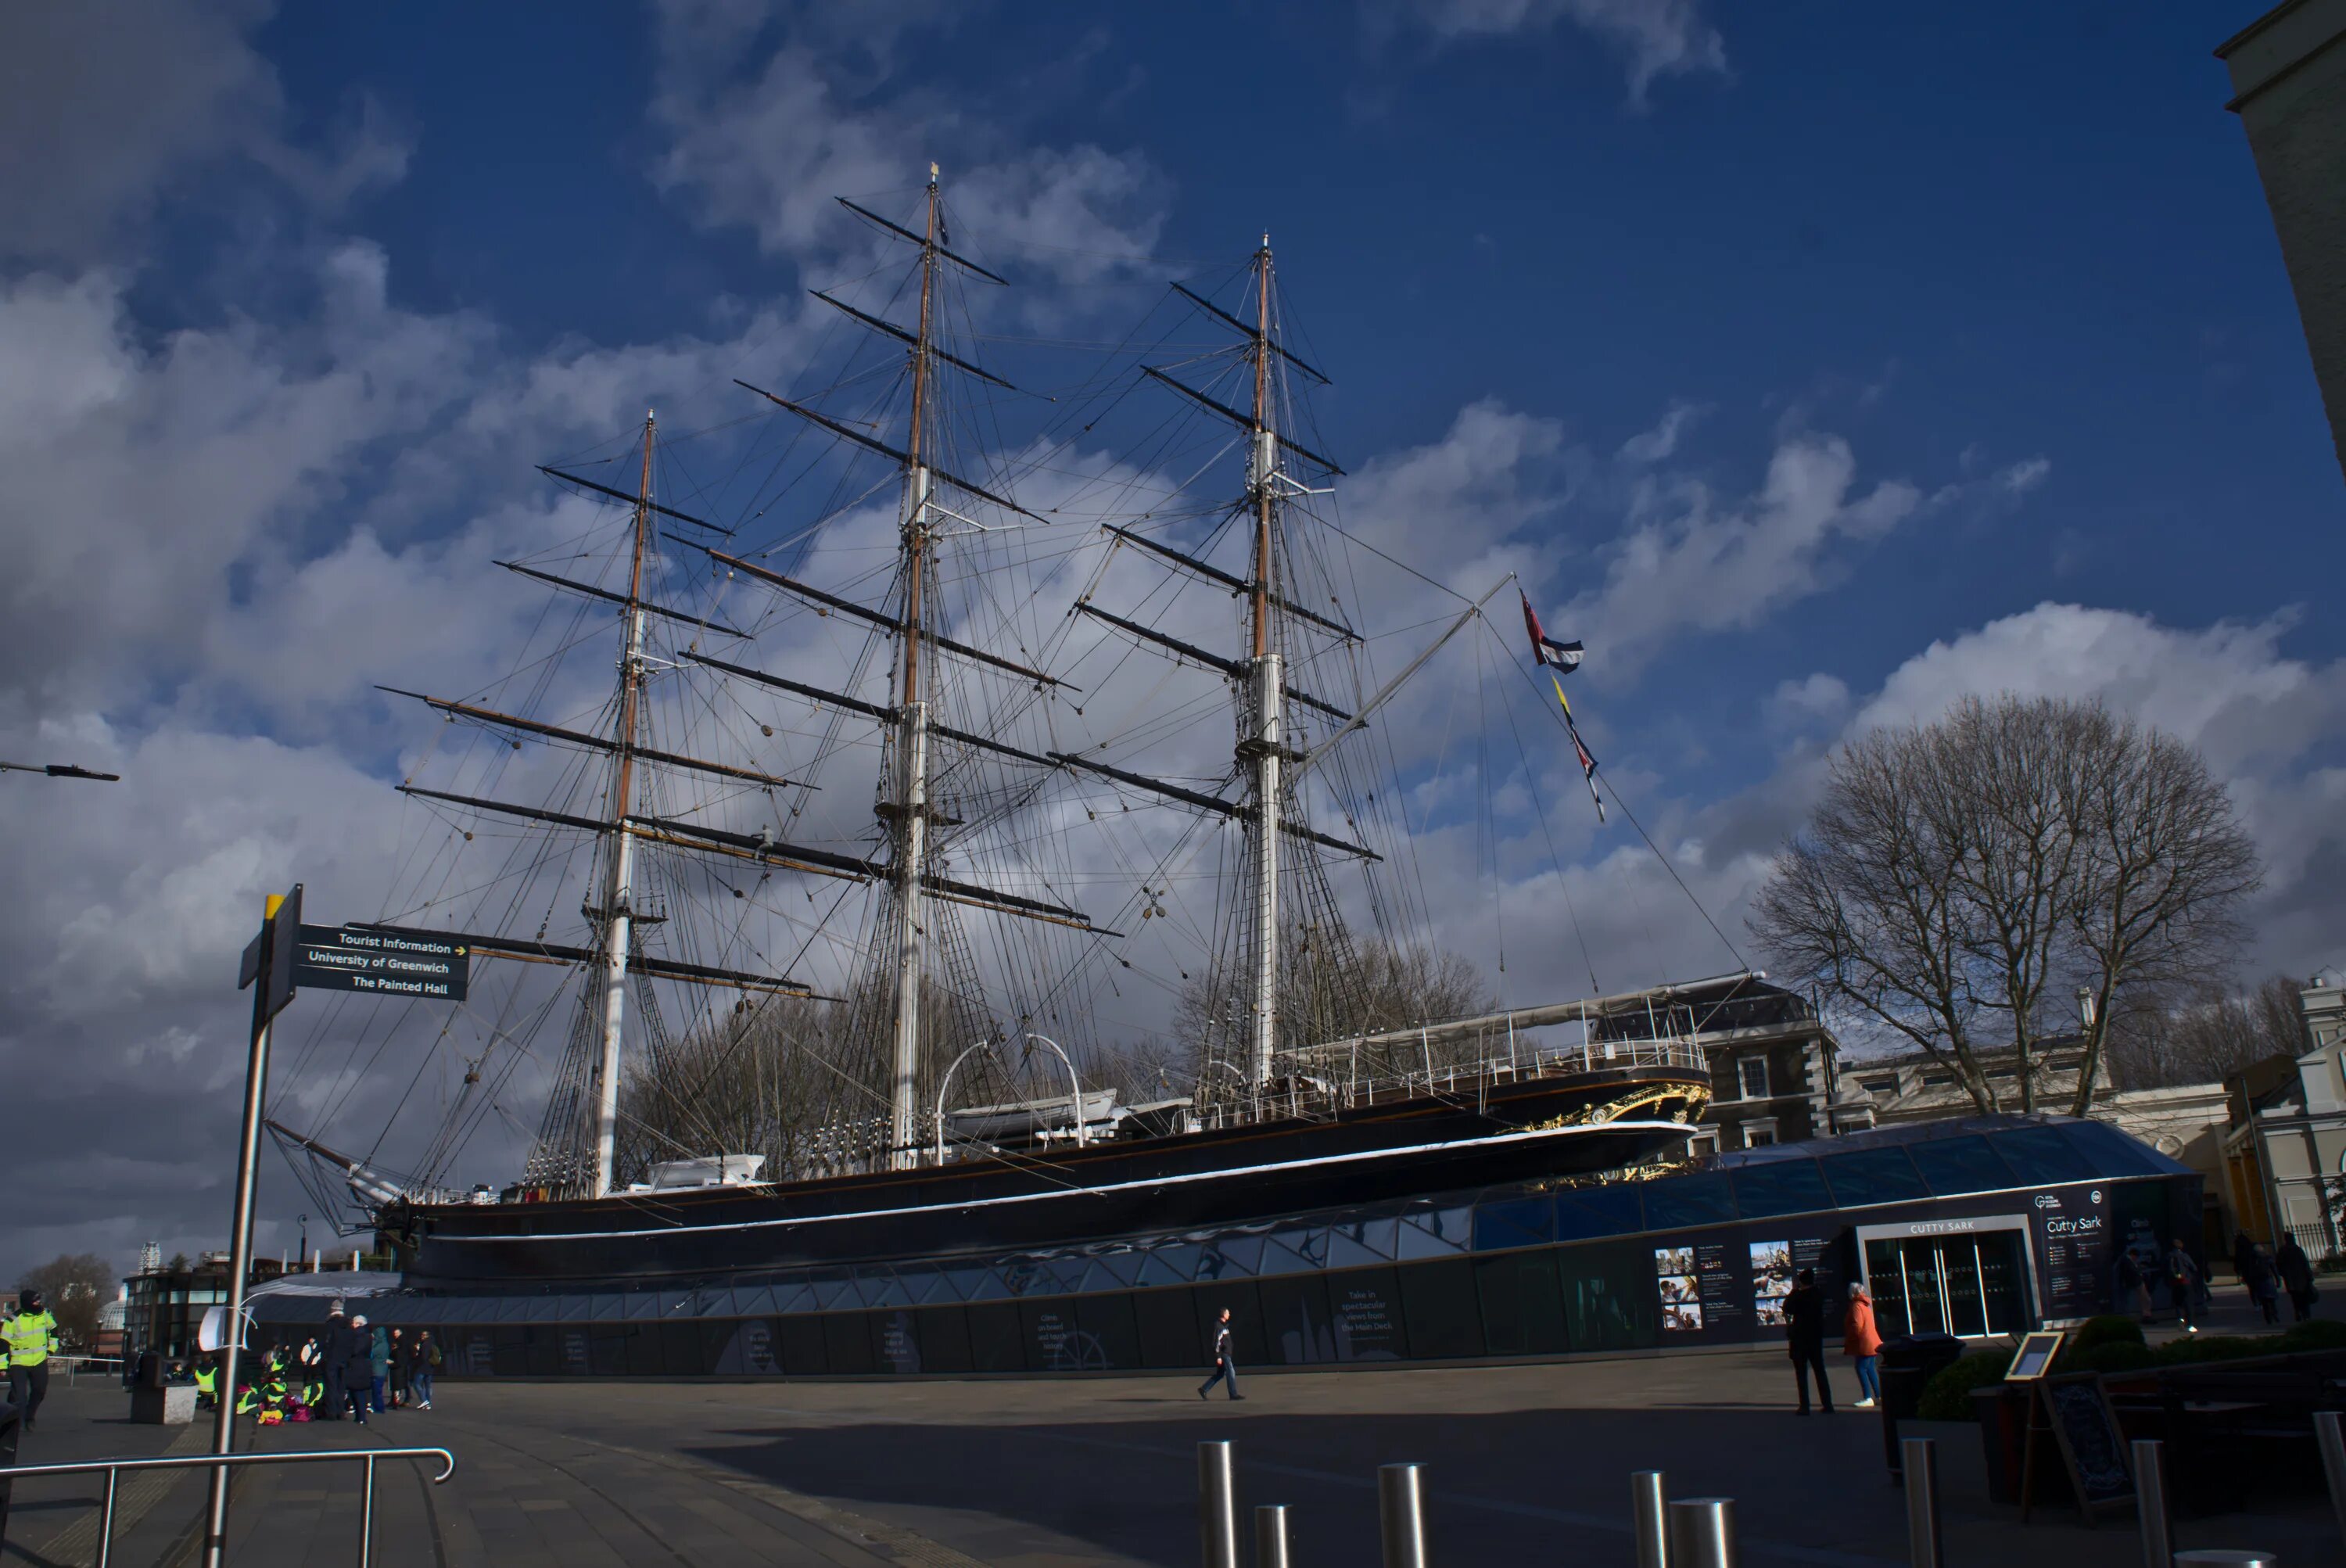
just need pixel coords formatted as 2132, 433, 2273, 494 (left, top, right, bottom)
592, 411, 658, 1197
1243, 239, 1284, 1089
886, 170, 943, 1168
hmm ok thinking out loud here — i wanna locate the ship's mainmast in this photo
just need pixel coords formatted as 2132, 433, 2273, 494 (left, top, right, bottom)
885, 170, 943, 1168
1243, 242, 1285, 1087
593, 411, 657, 1197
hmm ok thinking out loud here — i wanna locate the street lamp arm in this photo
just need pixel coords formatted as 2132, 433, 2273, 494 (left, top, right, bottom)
934, 1040, 996, 1169
1023, 1033, 1089, 1148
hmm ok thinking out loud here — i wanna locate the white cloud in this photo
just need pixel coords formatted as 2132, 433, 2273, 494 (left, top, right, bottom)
1391, 0, 1727, 103
0, 0, 407, 264
644, 3, 1165, 287
1571, 431, 1921, 676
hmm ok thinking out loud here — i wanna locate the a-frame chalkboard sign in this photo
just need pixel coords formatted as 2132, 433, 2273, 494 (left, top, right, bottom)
2021, 1370, 2135, 1525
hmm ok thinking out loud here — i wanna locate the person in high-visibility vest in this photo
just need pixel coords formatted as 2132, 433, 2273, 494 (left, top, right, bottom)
2, 1288, 62, 1430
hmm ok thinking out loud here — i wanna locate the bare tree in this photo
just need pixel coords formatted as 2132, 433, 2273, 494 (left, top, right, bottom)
1752, 695, 2260, 1114
2106, 973, 2306, 1089
16, 1253, 117, 1347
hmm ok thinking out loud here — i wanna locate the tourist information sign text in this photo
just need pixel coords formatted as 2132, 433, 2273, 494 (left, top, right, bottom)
291, 924, 469, 1001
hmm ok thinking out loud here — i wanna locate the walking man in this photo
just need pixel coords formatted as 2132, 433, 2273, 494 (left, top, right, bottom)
2, 1289, 61, 1431
2164, 1240, 2201, 1335
1196, 1308, 1243, 1401
409, 1330, 439, 1411
2276, 1234, 2318, 1323
1784, 1268, 1832, 1414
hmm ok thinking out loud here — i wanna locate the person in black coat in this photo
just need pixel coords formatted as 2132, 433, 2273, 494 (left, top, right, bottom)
328, 1312, 374, 1426
320, 1310, 349, 1421
1783, 1268, 1833, 1415
2276, 1235, 2318, 1323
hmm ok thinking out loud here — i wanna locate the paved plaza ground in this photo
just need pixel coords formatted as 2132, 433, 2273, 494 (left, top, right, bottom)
2, 1284, 2337, 1567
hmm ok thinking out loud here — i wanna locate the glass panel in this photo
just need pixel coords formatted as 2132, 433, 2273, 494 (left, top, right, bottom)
899, 1267, 951, 1305
809, 1274, 858, 1311
957, 1268, 1014, 1303
1864, 1240, 1913, 1339
856, 1270, 911, 1309
1979, 1231, 2029, 1333
621, 1293, 664, 1321
1989, 1125, 2097, 1186
1272, 1227, 1327, 1269
1940, 1238, 1988, 1338
1726, 1159, 1832, 1221
999, 1260, 1052, 1297
1327, 1218, 1399, 1267
1640, 1172, 1738, 1230
2056, 1119, 2166, 1176
1087, 1251, 1143, 1289
1904, 1136, 2018, 1197
1196, 1237, 1264, 1279
1898, 1240, 1948, 1335
1394, 1211, 1472, 1261
1818, 1147, 1932, 1208
772, 1283, 817, 1315
1473, 1197, 1556, 1250
1554, 1187, 1644, 1241
931, 1266, 991, 1302
1133, 1247, 1197, 1287
1253, 1239, 1318, 1277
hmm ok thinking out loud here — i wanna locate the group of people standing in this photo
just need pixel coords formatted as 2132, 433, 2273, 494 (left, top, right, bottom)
310, 1310, 438, 1423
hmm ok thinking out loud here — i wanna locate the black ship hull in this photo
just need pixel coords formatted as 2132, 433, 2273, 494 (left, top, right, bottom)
393, 1064, 1706, 1288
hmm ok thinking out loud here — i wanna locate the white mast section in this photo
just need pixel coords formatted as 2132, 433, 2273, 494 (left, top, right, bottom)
1244, 239, 1284, 1089
593, 411, 657, 1197
888, 169, 943, 1168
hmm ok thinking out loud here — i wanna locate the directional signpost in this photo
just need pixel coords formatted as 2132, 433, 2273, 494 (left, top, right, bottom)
210, 895, 470, 1568
292, 924, 469, 1001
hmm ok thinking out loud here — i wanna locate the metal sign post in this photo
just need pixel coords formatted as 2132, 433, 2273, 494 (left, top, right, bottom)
207, 884, 300, 1568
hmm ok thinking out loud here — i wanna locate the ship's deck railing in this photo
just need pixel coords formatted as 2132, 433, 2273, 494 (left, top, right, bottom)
1191, 1035, 1709, 1131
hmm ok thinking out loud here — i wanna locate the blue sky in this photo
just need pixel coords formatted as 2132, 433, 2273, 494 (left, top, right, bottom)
2, 0, 2339, 1268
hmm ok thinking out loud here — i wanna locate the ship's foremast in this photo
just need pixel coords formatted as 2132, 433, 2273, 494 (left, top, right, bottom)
1243, 240, 1284, 1089
593, 412, 658, 1197
887, 171, 944, 1170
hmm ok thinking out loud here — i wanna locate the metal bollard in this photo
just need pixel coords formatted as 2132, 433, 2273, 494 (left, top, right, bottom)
1254, 1505, 1291, 1568
2172, 1553, 2279, 1567
358, 1453, 377, 1568
2134, 1439, 2173, 1568
1379, 1463, 1429, 1568
1199, 1442, 1239, 1568
1633, 1471, 1669, 1568
1902, 1439, 1942, 1568
1668, 1498, 1737, 1568
2319, 1411, 2346, 1552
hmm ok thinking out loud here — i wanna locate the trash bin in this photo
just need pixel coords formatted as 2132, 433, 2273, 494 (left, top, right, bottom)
1876, 1331, 1965, 1481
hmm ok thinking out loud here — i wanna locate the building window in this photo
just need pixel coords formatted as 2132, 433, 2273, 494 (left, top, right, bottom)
1738, 1057, 1770, 1102
1742, 1119, 1778, 1148
1923, 1072, 1956, 1087
1860, 1077, 1896, 1095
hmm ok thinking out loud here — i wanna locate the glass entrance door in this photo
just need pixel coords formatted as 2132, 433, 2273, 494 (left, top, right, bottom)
1864, 1230, 2029, 1338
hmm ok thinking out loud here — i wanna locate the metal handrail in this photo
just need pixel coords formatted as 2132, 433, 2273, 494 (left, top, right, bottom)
0, 1445, 454, 1568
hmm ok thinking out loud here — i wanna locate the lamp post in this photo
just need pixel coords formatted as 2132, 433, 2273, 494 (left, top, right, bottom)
2075, 987, 2097, 1032
297, 1215, 308, 1270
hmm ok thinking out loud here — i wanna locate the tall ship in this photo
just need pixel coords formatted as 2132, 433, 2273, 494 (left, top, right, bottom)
270, 170, 1720, 1301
